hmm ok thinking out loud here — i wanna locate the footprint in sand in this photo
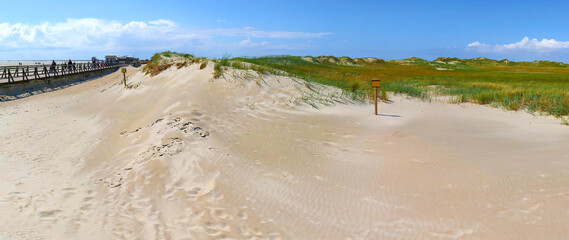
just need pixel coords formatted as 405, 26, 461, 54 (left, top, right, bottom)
237, 210, 248, 220
38, 209, 63, 218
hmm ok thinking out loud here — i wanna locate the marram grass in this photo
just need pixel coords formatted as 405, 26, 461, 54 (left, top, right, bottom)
143, 52, 569, 119
234, 55, 569, 118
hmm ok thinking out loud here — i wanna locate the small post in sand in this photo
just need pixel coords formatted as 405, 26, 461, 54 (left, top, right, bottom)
121, 68, 127, 87
371, 80, 381, 115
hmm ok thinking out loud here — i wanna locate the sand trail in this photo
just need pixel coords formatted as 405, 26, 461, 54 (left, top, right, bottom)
1, 63, 569, 239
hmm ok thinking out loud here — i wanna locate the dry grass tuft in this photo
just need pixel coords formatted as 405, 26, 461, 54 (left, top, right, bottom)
143, 51, 199, 76
199, 61, 208, 69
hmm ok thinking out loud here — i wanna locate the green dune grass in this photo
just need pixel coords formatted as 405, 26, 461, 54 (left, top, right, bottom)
144, 52, 569, 118
233, 56, 569, 117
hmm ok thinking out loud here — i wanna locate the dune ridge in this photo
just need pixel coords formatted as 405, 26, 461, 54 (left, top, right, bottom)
1, 62, 569, 239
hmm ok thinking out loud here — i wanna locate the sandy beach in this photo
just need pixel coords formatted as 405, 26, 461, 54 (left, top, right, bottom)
1, 63, 569, 239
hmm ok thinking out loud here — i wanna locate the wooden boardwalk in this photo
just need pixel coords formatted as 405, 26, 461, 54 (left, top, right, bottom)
0, 62, 124, 84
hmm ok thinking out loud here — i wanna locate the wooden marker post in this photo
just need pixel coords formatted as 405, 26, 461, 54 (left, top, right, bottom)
121, 68, 127, 87
371, 80, 381, 115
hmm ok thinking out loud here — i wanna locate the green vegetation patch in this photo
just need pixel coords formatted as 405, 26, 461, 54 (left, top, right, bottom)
234, 55, 569, 117
143, 51, 203, 76
143, 52, 569, 118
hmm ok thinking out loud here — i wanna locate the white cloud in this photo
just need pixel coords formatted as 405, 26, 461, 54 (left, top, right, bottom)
237, 38, 269, 47
148, 19, 176, 27
467, 41, 484, 48
467, 37, 569, 52
206, 27, 332, 38
233, 38, 313, 50
0, 18, 332, 59
0, 18, 181, 51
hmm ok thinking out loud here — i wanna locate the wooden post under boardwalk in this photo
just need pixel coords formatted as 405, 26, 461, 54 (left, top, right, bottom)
371, 80, 381, 115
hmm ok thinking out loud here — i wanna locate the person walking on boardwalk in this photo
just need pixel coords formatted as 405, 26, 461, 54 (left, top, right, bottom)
49, 60, 56, 73
67, 59, 73, 72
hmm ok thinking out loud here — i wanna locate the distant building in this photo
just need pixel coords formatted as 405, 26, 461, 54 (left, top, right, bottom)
105, 55, 118, 64
105, 55, 139, 65
117, 56, 139, 64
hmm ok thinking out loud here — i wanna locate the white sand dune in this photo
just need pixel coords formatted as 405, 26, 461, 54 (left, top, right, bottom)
1, 63, 569, 239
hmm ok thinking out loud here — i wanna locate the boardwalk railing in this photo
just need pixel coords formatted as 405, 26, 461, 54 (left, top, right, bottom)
0, 62, 124, 84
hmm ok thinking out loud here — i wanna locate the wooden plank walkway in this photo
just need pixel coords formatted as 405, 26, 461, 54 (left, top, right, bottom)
0, 62, 124, 84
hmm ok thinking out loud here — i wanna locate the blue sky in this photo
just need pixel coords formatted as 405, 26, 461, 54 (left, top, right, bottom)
2, 0, 569, 61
